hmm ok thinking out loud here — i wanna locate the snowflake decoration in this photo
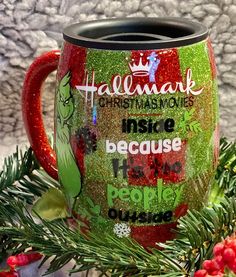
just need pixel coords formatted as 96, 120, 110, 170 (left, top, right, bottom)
113, 223, 131, 238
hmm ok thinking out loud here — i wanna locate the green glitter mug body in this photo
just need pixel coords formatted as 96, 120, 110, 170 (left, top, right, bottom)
22, 17, 219, 248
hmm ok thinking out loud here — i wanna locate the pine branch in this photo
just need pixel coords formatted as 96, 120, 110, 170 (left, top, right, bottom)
210, 138, 236, 202
0, 200, 164, 276
0, 147, 58, 204
0, 139, 236, 275
0, 147, 59, 261
0, 195, 236, 276
213, 137, 236, 198
156, 197, 236, 275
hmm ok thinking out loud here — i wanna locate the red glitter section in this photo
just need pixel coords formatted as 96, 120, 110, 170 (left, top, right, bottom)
57, 42, 87, 88
207, 39, 217, 79
129, 48, 183, 90
131, 222, 177, 249
126, 48, 185, 188
22, 50, 60, 180
128, 140, 187, 186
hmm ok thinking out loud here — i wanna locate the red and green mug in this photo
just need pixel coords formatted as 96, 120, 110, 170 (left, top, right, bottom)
22, 17, 219, 248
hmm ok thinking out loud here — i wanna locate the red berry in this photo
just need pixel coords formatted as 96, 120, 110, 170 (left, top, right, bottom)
203, 260, 218, 273
16, 253, 29, 266
213, 256, 224, 270
222, 248, 236, 264
194, 269, 208, 277
213, 243, 225, 257
226, 259, 236, 273
228, 240, 236, 253
26, 252, 42, 263
0, 271, 17, 277
7, 273, 17, 277
7, 256, 18, 268
210, 270, 223, 276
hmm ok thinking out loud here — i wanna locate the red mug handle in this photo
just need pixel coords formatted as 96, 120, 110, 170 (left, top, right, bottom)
22, 50, 60, 180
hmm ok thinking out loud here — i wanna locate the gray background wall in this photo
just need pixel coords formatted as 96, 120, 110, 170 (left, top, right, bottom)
0, 0, 235, 147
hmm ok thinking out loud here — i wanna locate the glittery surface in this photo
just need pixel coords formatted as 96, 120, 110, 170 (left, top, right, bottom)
53, 39, 219, 248
178, 40, 217, 179
22, 50, 60, 180
57, 42, 87, 88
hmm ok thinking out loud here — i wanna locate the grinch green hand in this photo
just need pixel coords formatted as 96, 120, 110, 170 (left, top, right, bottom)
56, 71, 82, 201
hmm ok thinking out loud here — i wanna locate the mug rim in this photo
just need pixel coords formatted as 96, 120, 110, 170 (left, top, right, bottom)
63, 17, 209, 50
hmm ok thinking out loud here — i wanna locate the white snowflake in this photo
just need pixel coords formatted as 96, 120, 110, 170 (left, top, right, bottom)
113, 223, 131, 238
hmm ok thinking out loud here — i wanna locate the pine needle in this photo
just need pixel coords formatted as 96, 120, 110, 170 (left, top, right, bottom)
0, 139, 235, 276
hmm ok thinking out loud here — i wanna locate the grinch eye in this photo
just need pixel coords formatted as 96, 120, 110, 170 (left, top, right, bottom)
65, 100, 69, 104
60, 96, 63, 102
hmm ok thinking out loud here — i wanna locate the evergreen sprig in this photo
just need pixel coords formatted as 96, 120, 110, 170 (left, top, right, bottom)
0, 147, 58, 204
0, 147, 58, 261
214, 138, 236, 197
0, 138, 236, 276
156, 197, 236, 275
0, 200, 162, 276
0, 196, 235, 276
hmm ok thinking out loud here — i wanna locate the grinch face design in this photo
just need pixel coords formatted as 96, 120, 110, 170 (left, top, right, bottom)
56, 71, 82, 200
58, 72, 74, 123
